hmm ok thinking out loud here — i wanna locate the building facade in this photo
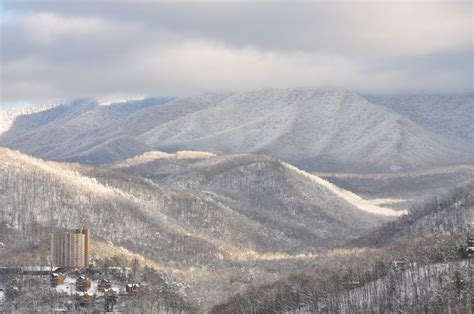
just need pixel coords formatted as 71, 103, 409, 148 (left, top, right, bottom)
50, 229, 90, 268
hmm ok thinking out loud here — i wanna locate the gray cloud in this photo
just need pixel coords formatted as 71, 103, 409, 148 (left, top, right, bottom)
1, 0, 472, 106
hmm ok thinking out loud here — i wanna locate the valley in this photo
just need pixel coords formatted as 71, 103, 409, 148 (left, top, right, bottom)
2, 1, 472, 312
0, 90, 472, 312
317, 164, 474, 210
1, 145, 472, 312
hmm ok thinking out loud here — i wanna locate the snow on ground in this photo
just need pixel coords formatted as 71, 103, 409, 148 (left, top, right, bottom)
98, 96, 145, 106
0, 148, 120, 198
55, 276, 122, 296
21, 266, 51, 271
1, 89, 469, 171
0, 103, 58, 136
136, 88, 468, 172
314, 164, 474, 179
111, 150, 216, 168
110, 151, 174, 168
284, 163, 407, 217
175, 151, 216, 160
56, 276, 76, 295
369, 198, 406, 206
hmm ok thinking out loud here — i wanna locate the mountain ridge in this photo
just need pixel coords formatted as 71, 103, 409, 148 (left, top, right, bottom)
0, 147, 392, 258
1, 88, 471, 172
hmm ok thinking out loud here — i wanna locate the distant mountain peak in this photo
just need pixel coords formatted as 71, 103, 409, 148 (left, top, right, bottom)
0, 89, 471, 172
97, 96, 146, 106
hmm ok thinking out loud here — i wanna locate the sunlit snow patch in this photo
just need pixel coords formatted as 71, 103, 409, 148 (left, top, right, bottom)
97, 96, 145, 106
0, 103, 59, 136
283, 163, 408, 217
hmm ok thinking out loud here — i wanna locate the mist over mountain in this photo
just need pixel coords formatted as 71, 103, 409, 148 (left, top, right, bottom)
1, 88, 472, 311
367, 94, 474, 146
0, 97, 171, 163
1, 88, 471, 173
2, 1, 472, 311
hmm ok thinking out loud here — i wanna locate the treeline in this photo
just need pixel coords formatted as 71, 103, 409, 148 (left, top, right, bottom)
0, 159, 249, 265
351, 182, 473, 248
211, 233, 472, 313
209, 182, 473, 313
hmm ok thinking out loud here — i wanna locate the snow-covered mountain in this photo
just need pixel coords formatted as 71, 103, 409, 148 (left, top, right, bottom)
0, 89, 471, 172
1, 146, 408, 308
134, 88, 471, 172
0, 147, 394, 260
115, 150, 405, 217
351, 182, 474, 247
0, 97, 171, 163
0, 102, 60, 135
367, 94, 474, 146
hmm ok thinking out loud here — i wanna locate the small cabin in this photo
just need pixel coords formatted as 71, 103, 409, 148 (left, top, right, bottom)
50, 273, 65, 286
77, 292, 94, 307
104, 288, 118, 301
97, 279, 112, 291
76, 276, 92, 292
126, 283, 140, 296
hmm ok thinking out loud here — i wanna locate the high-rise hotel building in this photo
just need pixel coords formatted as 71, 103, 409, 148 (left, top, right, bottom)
51, 228, 90, 268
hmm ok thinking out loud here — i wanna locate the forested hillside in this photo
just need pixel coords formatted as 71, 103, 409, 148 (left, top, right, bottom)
210, 183, 473, 313
351, 183, 473, 247
1, 147, 400, 258
1, 135, 472, 311
2, 89, 472, 172
368, 94, 474, 146
212, 252, 472, 314
211, 189, 473, 313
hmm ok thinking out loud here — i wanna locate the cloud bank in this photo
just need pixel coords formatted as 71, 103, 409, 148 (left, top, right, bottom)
1, 1, 472, 105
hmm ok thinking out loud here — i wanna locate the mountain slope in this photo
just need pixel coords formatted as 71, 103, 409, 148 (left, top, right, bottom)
1, 89, 470, 172
122, 151, 404, 216
367, 94, 474, 146
0, 147, 232, 264
136, 88, 470, 172
0, 102, 60, 136
114, 151, 407, 248
350, 182, 474, 248
210, 184, 473, 314
0, 97, 171, 163
0, 147, 393, 260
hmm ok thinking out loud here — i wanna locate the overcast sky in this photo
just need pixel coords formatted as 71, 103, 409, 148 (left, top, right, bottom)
0, 0, 472, 107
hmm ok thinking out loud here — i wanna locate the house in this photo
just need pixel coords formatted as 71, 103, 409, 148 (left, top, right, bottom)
126, 283, 140, 296
50, 273, 65, 286
97, 278, 112, 291
104, 288, 118, 301
77, 292, 94, 307
75, 276, 92, 292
